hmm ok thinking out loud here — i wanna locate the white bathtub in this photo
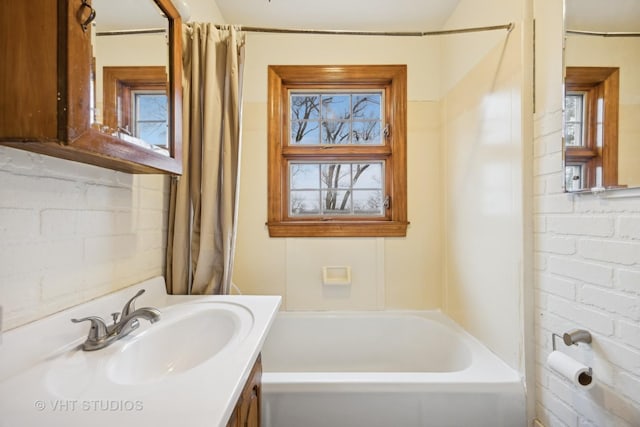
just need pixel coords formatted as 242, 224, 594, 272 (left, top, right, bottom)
260, 311, 525, 427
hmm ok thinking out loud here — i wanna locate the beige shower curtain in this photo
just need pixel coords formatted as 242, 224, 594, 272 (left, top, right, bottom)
166, 24, 245, 295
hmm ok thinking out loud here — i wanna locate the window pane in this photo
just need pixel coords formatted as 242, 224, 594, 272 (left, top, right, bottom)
321, 120, 350, 144
352, 121, 381, 144
136, 94, 167, 120
321, 164, 351, 188
291, 121, 320, 145
322, 190, 352, 213
352, 94, 381, 119
132, 92, 168, 147
290, 191, 320, 215
564, 93, 584, 147
321, 94, 350, 120
353, 190, 384, 214
565, 165, 583, 191
291, 95, 320, 121
564, 123, 582, 147
352, 163, 382, 188
290, 164, 319, 189
289, 91, 384, 146
138, 122, 167, 146
564, 94, 581, 121
289, 161, 384, 217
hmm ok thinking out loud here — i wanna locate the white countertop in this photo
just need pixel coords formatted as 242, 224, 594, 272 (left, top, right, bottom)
0, 277, 281, 427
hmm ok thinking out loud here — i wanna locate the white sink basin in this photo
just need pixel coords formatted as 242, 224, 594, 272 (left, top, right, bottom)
107, 302, 254, 384
0, 277, 281, 427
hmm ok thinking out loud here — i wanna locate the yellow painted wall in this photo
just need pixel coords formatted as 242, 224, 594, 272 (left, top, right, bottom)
441, 27, 526, 370
437, 0, 528, 373
232, 1, 530, 376
439, 0, 522, 95
234, 34, 444, 310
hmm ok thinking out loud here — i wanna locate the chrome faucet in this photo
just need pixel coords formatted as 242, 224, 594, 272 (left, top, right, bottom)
71, 289, 161, 351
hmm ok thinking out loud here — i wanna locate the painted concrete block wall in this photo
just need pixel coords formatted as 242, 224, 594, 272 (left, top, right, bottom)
0, 148, 169, 330
534, 1, 640, 426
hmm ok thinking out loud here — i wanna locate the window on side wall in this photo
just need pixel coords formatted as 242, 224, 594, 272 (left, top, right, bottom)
267, 65, 408, 237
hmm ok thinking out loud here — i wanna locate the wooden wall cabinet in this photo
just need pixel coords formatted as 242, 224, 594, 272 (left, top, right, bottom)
0, 0, 182, 174
226, 355, 262, 427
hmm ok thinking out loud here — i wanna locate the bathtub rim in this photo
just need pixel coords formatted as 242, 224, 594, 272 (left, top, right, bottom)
261, 309, 523, 393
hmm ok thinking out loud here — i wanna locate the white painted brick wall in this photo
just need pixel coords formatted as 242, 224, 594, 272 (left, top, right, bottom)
0, 147, 169, 330
547, 216, 615, 237
547, 256, 614, 287
534, 106, 640, 426
619, 217, 640, 240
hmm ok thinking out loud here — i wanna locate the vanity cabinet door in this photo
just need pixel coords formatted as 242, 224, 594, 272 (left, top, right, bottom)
0, 0, 182, 175
227, 355, 262, 427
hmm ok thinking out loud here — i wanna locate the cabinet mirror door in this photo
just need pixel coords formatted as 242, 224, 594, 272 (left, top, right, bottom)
563, 0, 640, 192
91, 0, 182, 173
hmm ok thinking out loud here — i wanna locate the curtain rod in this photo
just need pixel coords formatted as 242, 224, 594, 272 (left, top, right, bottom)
96, 28, 166, 36
566, 29, 640, 37
218, 22, 514, 37
96, 22, 515, 37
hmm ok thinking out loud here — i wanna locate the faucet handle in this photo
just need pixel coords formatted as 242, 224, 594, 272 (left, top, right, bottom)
121, 289, 146, 317
111, 312, 120, 325
71, 316, 108, 341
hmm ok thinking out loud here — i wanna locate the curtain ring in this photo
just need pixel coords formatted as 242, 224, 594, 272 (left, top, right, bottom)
78, 0, 96, 32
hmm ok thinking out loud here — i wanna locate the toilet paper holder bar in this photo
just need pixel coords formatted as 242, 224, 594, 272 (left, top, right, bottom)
550, 329, 594, 385
552, 329, 592, 351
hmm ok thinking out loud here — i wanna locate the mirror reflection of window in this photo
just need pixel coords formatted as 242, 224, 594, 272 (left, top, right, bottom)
564, 92, 585, 147
92, 0, 170, 154
564, 67, 619, 190
564, 0, 639, 191
102, 66, 168, 154
565, 164, 584, 191
131, 91, 168, 148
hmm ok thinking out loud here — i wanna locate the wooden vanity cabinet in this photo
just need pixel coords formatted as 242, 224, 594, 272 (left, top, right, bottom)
226, 355, 262, 427
0, 0, 182, 174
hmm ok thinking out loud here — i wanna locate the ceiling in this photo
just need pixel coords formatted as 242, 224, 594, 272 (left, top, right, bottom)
92, 0, 166, 31
566, 0, 640, 32
89, 0, 640, 34
213, 0, 461, 32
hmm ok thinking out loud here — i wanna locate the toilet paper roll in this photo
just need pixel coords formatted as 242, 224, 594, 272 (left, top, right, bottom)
546, 351, 594, 389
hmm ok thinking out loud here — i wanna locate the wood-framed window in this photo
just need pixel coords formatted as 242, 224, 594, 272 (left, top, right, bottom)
103, 66, 168, 148
267, 65, 408, 237
564, 66, 619, 190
